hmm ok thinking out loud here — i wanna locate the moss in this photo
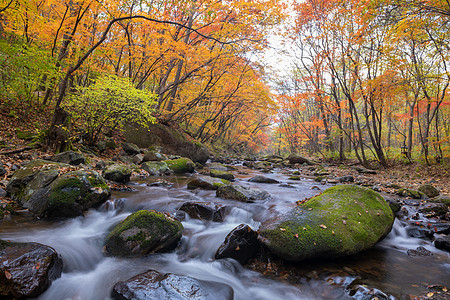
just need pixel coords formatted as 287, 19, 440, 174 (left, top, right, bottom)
315, 175, 326, 182
210, 169, 234, 181
292, 171, 301, 175
164, 158, 194, 174
397, 188, 424, 199
288, 176, 300, 180
259, 185, 394, 262
212, 179, 231, 189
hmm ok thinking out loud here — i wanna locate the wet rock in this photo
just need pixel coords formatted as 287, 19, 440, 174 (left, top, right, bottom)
434, 236, 450, 252
279, 183, 296, 188
104, 210, 183, 257
0, 240, 63, 298
165, 157, 195, 174
347, 282, 393, 300
122, 142, 140, 155
385, 198, 401, 214
248, 176, 279, 184
252, 161, 271, 170
418, 184, 440, 198
178, 202, 216, 221
0, 160, 6, 176
210, 169, 235, 181
187, 176, 230, 190
338, 175, 354, 183
216, 185, 270, 203
405, 225, 434, 239
132, 154, 144, 165
148, 179, 172, 188
206, 162, 228, 171
111, 270, 234, 300
6, 160, 110, 218
215, 224, 260, 264
433, 196, 450, 207
396, 188, 424, 199
141, 161, 170, 175
407, 246, 433, 257
418, 202, 448, 218
142, 149, 167, 162
258, 185, 394, 262
103, 164, 133, 183
288, 176, 301, 181
50, 151, 86, 166
287, 154, 314, 165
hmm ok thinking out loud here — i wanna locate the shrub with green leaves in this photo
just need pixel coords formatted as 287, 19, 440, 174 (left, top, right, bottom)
65, 74, 157, 145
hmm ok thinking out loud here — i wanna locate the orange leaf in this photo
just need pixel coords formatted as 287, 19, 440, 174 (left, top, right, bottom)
319, 224, 327, 229
5, 271, 11, 280
35, 262, 40, 270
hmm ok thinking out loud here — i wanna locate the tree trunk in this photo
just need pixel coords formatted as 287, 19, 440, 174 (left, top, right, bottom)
46, 107, 71, 153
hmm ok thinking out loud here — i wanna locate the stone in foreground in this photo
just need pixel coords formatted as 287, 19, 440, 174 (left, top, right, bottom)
216, 185, 270, 202
258, 185, 394, 262
103, 164, 133, 183
104, 210, 183, 257
215, 224, 259, 265
0, 240, 63, 298
112, 270, 233, 300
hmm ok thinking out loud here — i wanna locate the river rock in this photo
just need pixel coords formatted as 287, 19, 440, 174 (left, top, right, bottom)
187, 176, 230, 190
141, 161, 170, 175
338, 175, 354, 183
215, 224, 259, 264
210, 169, 234, 181
178, 202, 227, 222
248, 176, 279, 184
6, 160, 110, 218
287, 154, 314, 165
434, 236, 450, 252
103, 163, 132, 183
206, 162, 228, 171
165, 157, 195, 174
258, 185, 394, 262
418, 202, 448, 218
122, 142, 141, 155
216, 185, 270, 202
407, 246, 433, 257
104, 210, 183, 257
0, 160, 6, 176
111, 270, 234, 300
396, 188, 424, 199
0, 240, 63, 298
50, 151, 86, 165
418, 184, 440, 198
142, 149, 167, 162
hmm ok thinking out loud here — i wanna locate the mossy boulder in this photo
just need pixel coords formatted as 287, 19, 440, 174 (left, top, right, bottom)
258, 185, 394, 262
141, 161, 170, 175
287, 154, 314, 165
122, 142, 140, 155
103, 164, 133, 183
50, 151, 86, 166
418, 184, 440, 198
396, 188, 424, 199
142, 149, 167, 162
164, 157, 195, 174
104, 210, 183, 257
187, 176, 230, 190
209, 169, 235, 181
206, 162, 228, 171
216, 185, 270, 202
6, 160, 110, 218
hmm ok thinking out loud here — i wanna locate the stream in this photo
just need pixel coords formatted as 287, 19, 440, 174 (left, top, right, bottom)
1, 166, 449, 299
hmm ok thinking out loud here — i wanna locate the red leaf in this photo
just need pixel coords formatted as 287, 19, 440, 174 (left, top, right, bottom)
5, 271, 11, 280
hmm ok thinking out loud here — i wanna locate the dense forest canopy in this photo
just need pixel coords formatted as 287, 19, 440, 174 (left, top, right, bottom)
0, 0, 448, 166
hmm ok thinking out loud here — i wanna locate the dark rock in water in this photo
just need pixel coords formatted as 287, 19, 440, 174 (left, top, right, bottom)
407, 246, 433, 257
279, 183, 296, 188
111, 269, 234, 300
338, 175, 354, 183
215, 224, 259, 265
385, 198, 402, 214
418, 202, 448, 218
122, 142, 140, 155
165, 158, 195, 174
103, 164, 133, 183
179, 202, 215, 221
258, 185, 394, 262
187, 176, 230, 190
0, 240, 63, 298
418, 184, 440, 198
210, 169, 234, 181
347, 281, 393, 300
206, 162, 228, 171
434, 236, 450, 252
216, 185, 270, 203
50, 151, 86, 166
104, 210, 183, 257
6, 160, 110, 218
248, 176, 279, 184
287, 154, 314, 165
123, 123, 210, 164
405, 225, 434, 239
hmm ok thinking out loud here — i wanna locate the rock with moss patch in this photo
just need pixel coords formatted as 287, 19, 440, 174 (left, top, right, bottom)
103, 164, 132, 183
16, 130, 35, 140
216, 185, 270, 202
141, 161, 170, 175
418, 185, 440, 198
418, 202, 448, 218
258, 185, 394, 262
248, 176, 279, 184
209, 169, 234, 181
187, 176, 230, 190
122, 143, 140, 155
164, 157, 195, 174
142, 149, 167, 162
396, 188, 424, 199
51, 151, 86, 166
287, 154, 314, 165
104, 210, 183, 257
206, 162, 228, 171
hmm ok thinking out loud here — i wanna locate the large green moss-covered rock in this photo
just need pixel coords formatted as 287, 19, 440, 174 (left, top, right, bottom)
104, 210, 183, 257
209, 169, 234, 181
164, 158, 195, 174
187, 176, 230, 190
258, 185, 394, 262
6, 160, 110, 218
418, 184, 440, 198
103, 164, 132, 183
141, 161, 170, 175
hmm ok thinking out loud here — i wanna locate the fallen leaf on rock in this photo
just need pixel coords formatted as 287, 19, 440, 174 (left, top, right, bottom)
294, 234, 299, 239
427, 292, 434, 297
5, 270, 11, 279
280, 228, 286, 232
342, 220, 347, 225
319, 224, 327, 229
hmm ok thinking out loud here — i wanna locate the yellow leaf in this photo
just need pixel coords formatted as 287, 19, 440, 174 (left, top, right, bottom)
319, 224, 327, 229
427, 292, 434, 297
280, 228, 286, 232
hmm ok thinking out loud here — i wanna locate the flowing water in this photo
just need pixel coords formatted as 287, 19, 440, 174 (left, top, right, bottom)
1, 166, 449, 299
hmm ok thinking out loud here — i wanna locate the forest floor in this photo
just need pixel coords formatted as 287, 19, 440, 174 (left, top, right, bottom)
0, 105, 449, 196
